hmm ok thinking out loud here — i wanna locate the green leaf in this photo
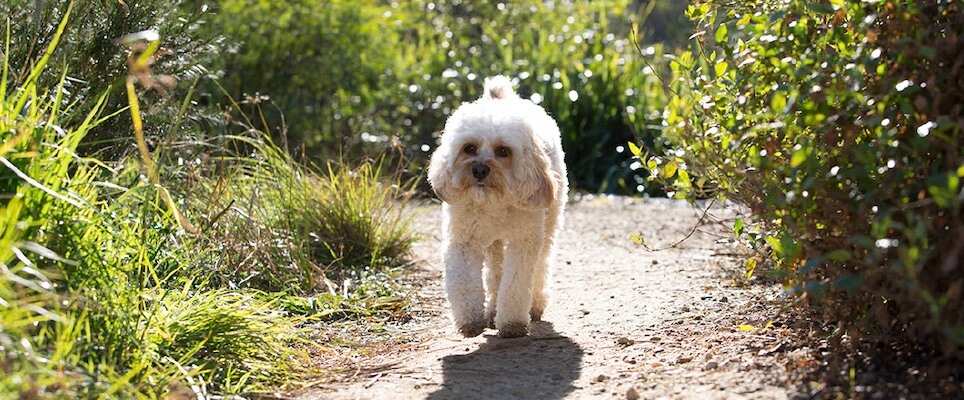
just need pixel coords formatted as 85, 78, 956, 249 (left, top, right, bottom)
733, 218, 744, 236
677, 168, 691, 188
661, 161, 679, 180
714, 60, 728, 78
744, 257, 757, 280
714, 23, 728, 43
771, 92, 787, 112
627, 141, 641, 157
928, 173, 960, 208
630, 232, 646, 246
765, 236, 783, 255
807, 3, 835, 14
768, 10, 788, 24
826, 250, 852, 261
790, 148, 810, 168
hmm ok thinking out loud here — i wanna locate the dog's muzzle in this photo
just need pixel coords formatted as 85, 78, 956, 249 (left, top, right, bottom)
471, 163, 490, 181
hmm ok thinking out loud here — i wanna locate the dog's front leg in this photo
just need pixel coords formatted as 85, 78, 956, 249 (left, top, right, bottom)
495, 238, 542, 338
444, 243, 487, 337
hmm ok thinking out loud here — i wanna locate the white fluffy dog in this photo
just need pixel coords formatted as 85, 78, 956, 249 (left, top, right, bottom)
428, 76, 568, 338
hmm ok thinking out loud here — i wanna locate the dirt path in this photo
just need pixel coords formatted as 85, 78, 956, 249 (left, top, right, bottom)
297, 197, 797, 399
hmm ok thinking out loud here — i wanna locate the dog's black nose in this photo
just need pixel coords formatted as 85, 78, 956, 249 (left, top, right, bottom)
471, 163, 490, 181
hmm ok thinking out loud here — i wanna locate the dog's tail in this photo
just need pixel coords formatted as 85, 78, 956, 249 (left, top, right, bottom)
483, 75, 518, 100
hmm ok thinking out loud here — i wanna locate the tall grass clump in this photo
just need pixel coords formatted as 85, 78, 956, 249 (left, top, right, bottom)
640, 1, 963, 353
0, 11, 353, 397
176, 131, 416, 301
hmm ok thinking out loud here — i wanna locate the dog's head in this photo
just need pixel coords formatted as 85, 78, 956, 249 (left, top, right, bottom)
428, 76, 556, 209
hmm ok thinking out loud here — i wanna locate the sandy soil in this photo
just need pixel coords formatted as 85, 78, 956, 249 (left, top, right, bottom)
294, 196, 800, 399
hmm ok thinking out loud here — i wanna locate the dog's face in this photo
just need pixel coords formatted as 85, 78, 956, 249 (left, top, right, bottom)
428, 103, 556, 210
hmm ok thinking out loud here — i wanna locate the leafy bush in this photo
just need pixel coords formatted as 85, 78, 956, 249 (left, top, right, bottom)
208, 0, 392, 156
643, 0, 962, 352
386, 0, 671, 194
206, 0, 669, 193
1, 0, 219, 157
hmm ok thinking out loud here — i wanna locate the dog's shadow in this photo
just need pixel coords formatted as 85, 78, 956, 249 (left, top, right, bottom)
427, 321, 583, 400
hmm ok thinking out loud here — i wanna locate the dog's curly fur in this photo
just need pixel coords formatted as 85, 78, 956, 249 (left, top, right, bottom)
428, 75, 568, 338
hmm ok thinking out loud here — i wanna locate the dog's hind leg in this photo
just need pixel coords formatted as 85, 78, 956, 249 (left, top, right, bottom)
444, 243, 487, 338
483, 240, 505, 328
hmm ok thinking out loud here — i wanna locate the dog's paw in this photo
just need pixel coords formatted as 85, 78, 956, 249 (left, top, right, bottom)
457, 322, 486, 338
498, 322, 529, 338
530, 307, 544, 322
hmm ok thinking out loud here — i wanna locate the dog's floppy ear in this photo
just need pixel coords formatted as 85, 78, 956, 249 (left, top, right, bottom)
428, 144, 455, 203
520, 134, 557, 210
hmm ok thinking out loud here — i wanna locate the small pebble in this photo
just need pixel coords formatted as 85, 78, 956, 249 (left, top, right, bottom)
704, 361, 719, 370
617, 337, 634, 345
627, 387, 640, 400
677, 356, 692, 364
594, 374, 609, 383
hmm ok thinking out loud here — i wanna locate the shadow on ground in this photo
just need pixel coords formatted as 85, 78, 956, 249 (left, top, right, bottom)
428, 321, 583, 400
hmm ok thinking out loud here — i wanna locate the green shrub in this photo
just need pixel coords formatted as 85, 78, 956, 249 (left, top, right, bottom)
643, 0, 963, 352
385, 0, 670, 194
1, 0, 219, 158
207, 0, 393, 157
205, 0, 669, 193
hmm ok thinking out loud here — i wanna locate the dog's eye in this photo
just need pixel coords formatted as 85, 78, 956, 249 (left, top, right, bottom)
462, 144, 477, 155
495, 146, 511, 158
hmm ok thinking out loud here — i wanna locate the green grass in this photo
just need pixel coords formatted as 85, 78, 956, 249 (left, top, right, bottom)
0, 8, 417, 398
177, 134, 416, 296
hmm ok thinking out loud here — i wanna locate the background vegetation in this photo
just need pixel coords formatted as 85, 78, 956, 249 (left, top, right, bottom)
641, 0, 962, 354
3, 0, 961, 397
1, 2, 415, 397
206, 0, 681, 194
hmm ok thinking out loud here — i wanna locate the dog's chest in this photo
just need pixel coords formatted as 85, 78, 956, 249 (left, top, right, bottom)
445, 205, 542, 244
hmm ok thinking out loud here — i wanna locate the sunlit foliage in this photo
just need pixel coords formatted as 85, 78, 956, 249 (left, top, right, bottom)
642, 0, 963, 352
